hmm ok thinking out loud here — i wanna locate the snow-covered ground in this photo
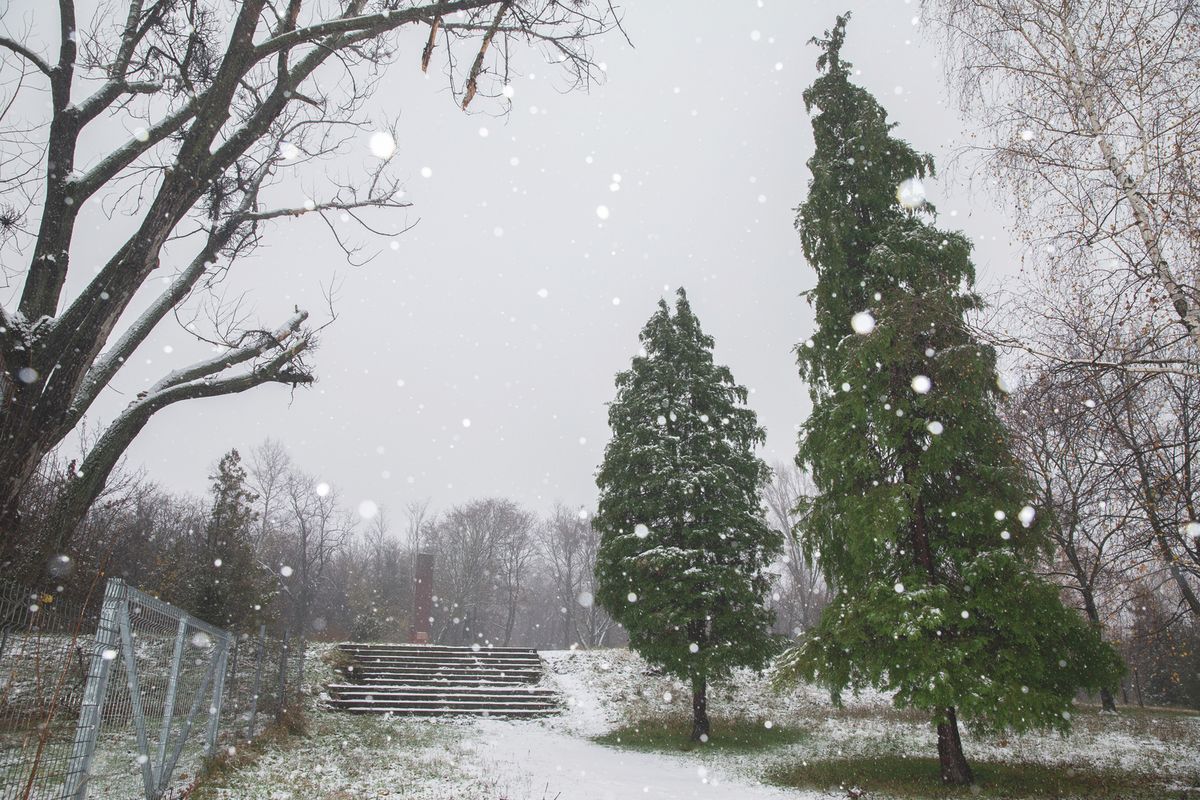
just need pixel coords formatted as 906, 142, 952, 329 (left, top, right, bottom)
195, 645, 1200, 799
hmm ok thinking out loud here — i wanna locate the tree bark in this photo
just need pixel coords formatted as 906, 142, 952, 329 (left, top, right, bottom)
936, 706, 973, 785
1078, 588, 1118, 713
690, 673, 709, 742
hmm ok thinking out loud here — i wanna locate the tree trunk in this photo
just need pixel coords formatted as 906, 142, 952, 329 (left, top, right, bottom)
936, 707, 973, 785
690, 673, 709, 742
1078, 587, 1118, 713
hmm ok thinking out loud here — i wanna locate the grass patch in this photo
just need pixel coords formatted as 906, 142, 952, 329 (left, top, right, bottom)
596, 714, 807, 753
768, 755, 1185, 799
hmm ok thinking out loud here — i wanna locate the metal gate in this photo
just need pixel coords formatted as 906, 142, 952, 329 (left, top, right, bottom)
62, 579, 231, 800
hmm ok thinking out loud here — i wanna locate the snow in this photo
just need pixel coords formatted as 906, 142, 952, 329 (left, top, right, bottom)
198, 646, 1200, 799
468, 719, 804, 800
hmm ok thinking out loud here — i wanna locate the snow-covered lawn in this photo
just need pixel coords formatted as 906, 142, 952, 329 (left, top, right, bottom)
192, 645, 1200, 799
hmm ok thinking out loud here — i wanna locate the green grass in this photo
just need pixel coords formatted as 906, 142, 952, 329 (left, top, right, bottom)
768, 755, 1188, 799
595, 714, 808, 753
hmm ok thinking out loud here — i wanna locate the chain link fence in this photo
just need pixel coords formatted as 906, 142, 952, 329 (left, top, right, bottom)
0, 578, 305, 800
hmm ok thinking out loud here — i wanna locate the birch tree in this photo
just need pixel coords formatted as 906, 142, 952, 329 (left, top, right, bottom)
925, 0, 1200, 377
0, 0, 620, 574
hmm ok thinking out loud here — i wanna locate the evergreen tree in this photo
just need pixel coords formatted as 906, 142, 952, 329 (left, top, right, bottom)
778, 15, 1123, 785
594, 289, 782, 741
194, 449, 269, 630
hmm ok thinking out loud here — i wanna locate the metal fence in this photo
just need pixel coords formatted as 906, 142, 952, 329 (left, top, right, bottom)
1, 578, 305, 800
0, 582, 94, 800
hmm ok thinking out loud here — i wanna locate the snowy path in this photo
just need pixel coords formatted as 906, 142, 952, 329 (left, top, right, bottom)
467, 720, 816, 800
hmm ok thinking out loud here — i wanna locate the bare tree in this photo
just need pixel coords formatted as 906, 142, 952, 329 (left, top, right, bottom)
278, 468, 353, 657
762, 461, 830, 635
539, 504, 588, 648
427, 497, 504, 644
248, 437, 292, 551
494, 505, 537, 646
925, 0, 1200, 377
0, 1, 622, 572
1003, 370, 1148, 710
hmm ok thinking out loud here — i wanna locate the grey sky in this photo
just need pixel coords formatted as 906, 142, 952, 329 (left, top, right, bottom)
23, 1, 1019, 521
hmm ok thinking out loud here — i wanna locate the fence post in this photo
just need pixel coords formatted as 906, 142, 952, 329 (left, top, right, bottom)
275, 628, 289, 722
63, 578, 125, 800
204, 635, 231, 757
246, 624, 266, 740
116, 584, 156, 799
156, 618, 188, 774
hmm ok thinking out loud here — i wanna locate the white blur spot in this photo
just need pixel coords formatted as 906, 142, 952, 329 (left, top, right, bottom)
280, 565, 294, 578
358, 500, 379, 520
911, 375, 932, 394
894, 582, 905, 593
420, 166, 433, 178
896, 177, 926, 209
316, 482, 331, 497
596, 205, 610, 220
627, 592, 638, 603
577, 592, 594, 608
1019, 505, 1036, 527
850, 311, 876, 335
634, 523, 650, 539
368, 131, 396, 160
927, 420, 944, 435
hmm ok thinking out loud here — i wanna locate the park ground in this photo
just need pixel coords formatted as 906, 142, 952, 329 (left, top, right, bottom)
189, 646, 1200, 800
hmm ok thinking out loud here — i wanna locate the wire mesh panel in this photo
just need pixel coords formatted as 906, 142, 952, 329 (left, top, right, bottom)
216, 628, 305, 747
3, 577, 303, 800
0, 582, 95, 800
63, 580, 230, 800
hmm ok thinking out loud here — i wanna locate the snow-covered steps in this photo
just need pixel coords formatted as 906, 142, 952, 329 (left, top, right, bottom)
327, 643, 560, 718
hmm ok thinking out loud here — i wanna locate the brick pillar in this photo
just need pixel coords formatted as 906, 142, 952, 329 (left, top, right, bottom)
411, 552, 434, 644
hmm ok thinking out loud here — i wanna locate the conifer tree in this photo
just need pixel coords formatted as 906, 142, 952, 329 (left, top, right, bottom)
194, 449, 269, 630
594, 289, 781, 741
777, 15, 1122, 785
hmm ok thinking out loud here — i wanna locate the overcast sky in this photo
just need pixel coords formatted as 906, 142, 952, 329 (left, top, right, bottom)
16, 1, 1021, 523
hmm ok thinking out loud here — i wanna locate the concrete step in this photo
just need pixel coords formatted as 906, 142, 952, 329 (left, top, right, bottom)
333, 706, 558, 717
347, 666, 541, 680
328, 685, 556, 700
327, 696, 557, 710
339, 644, 537, 658
352, 674, 537, 687
343, 642, 540, 652
328, 642, 559, 719
347, 653, 542, 667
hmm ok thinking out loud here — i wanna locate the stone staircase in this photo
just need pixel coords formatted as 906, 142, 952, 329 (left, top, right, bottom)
326, 643, 559, 718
